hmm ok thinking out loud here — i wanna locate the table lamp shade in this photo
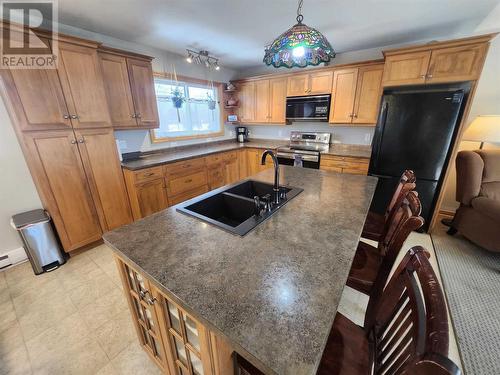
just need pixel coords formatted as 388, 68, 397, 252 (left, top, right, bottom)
462, 115, 500, 143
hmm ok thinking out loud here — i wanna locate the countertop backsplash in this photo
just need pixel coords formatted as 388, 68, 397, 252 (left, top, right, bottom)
115, 122, 374, 154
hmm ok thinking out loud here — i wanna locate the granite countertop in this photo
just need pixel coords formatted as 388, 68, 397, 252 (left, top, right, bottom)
103, 167, 377, 375
121, 139, 287, 170
324, 143, 372, 158
121, 139, 372, 171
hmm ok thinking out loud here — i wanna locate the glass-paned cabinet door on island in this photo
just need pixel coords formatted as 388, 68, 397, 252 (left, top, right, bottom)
161, 298, 208, 375
123, 263, 166, 368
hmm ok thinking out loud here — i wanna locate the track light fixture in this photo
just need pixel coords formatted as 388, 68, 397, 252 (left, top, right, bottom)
185, 49, 220, 70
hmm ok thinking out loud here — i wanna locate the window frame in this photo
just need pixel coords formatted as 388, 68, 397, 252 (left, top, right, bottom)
150, 73, 225, 143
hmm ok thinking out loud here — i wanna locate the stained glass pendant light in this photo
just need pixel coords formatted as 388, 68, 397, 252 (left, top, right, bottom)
263, 0, 335, 68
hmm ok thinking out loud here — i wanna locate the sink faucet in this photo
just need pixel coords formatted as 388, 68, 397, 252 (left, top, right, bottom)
261, 150, 280, 205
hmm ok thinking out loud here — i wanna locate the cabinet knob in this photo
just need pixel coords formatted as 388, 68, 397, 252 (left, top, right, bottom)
131, 114, 137, 118
420, 74, 426, 78
78, 138, 84, 143
136, 113, 141, 118
353, 114, 358, 118
71, 114, 78, 119
63, 114, 70, 119
70, 139, 76, 144
427, 74, 433, 78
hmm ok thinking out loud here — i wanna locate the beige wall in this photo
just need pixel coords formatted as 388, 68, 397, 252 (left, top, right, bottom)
0, 99, 42, 253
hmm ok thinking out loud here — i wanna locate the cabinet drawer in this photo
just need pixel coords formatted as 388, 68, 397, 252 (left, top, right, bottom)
133, 166, 164, 183
320, 165, 342, 173
165, 157, 206, 178
169, 185, 209, 206
222, 151, 238, 162
206, 153, 225, 167
343, 166, 368, 175
167, 170, 208, 196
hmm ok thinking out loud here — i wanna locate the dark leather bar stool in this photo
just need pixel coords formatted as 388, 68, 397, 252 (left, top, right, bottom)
317, 246, 461, 375
347, 190, 424, 295
362, 170, 416, 242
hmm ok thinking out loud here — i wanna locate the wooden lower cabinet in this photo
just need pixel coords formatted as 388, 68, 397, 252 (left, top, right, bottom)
320, 155, 370, 175
246, 149, 273, 176
115, 256, 236, 375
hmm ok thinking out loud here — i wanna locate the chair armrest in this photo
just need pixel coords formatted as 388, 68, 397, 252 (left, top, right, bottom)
455, 151, 484, 206
471, 196, 500, 222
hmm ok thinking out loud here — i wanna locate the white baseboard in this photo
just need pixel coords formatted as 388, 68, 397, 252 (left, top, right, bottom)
0, 247, 27, 269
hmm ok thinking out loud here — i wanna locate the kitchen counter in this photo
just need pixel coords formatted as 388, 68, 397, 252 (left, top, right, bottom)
103, 167, 377, 375
121, 139, 287, 170
324, 143, 372, 158
121, 139, 371, 170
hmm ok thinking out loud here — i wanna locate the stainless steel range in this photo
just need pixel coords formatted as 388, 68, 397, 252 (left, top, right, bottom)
277, 131, 331, 169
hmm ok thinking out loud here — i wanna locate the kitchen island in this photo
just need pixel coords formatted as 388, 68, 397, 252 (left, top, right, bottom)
103, 167, 377, 375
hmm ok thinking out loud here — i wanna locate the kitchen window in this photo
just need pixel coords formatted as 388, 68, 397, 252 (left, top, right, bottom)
150, 78, 223, 142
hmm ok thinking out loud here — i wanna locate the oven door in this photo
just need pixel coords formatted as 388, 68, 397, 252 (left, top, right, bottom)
286, 95, 331, 121
277, 152, 320, 169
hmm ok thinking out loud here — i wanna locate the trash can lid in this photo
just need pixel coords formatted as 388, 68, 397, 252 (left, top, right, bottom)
12, 209, 50, 229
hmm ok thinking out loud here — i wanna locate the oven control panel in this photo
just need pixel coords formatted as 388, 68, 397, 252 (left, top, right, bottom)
290, 131, 331, 144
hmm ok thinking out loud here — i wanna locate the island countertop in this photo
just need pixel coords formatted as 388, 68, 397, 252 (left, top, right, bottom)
103, 167, 377, 375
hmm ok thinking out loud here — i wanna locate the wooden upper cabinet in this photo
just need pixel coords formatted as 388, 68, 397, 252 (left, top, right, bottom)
269, 78, 287, 123
23, 130, 102, 251
426, 44, 488, 83
287, 74, 309, 96
287, 71, 332, 96
254, 79, 270, 122
352, 65, 384, 124
382, 51, 431, 86
329, 68, 358, 124
1, 43, 72, 131
98, 52, 137, 128
309, 70, 333, 95
238, 82, 255, 122
56, 41, 111, 128
127, 58, 160, 128
75, 128, 133, 231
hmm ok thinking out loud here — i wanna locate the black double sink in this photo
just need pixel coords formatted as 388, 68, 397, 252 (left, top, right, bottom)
176, 180, 302, 236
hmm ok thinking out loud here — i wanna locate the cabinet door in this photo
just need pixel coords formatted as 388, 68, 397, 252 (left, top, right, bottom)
238, 150, 248, 179
238, 82, 255, 122
56, 41, 111, 128
352, 65, 383, 125
329, 68, 358, 124
309, 70, 333, 95
117, 260, 168, 371
382, 51, 431, 86
1, 42, 71, 131
75, 128, 133, 231
287, 74, 309, 96
207, 165, 225, 190
23, 130, 102, 251
246, 149, 261, 176
99, 53, 138, 128
254, 80, 270, 123
269, 78, 287, 123
426, 44, 487, 83
136, 179, 169, 218
127, 58, 160, 128
156, 293, 214, 375
224, 159, 240, 185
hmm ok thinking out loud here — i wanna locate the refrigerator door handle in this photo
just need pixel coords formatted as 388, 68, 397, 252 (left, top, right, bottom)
372, 101, 389, 169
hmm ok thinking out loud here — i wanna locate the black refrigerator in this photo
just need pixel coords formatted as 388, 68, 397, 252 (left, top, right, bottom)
368, 83, 471, 231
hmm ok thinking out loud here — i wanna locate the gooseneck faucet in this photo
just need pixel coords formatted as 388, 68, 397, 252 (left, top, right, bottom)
261, 150, 280, 205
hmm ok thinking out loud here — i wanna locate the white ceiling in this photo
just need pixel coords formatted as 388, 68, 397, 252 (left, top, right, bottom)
55, 0, 500, 70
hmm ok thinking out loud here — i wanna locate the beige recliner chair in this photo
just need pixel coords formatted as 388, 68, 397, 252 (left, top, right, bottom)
448, 150, 500, 252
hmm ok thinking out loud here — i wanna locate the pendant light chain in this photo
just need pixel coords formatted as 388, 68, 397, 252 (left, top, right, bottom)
296, 0, 304, 23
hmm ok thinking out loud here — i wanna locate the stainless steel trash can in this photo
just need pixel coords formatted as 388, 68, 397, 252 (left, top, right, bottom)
11, 209, 66, 274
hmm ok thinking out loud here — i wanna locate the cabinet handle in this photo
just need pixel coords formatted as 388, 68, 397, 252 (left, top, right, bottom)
185, 178, 193, 183
63, 114, 70, 119
70, 139, 76, 144
146, 294, 156, 306
183, 164, 191, 168
144, 172, 155, 177
71, 114, 78, 119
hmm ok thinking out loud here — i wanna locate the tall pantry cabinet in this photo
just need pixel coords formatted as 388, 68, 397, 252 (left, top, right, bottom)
0, 29, 136, 252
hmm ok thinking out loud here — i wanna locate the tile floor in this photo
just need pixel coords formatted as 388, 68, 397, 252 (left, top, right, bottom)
0, 244, 162, 375
0, 231, 462, 374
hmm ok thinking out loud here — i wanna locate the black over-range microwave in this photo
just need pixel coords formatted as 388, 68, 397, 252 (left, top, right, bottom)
285, 94, 331, 122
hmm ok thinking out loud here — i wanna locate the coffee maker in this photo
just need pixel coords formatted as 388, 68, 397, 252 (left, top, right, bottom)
236, 127, 248, 143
